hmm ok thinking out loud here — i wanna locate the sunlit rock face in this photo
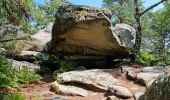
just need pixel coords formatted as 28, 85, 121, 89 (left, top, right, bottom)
52, 4, 136, 57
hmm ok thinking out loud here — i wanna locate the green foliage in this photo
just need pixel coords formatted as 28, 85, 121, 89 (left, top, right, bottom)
1, 0, 67, 33
54, 76, 64, 84
0, 55, 17, 88
0, 0, 34, 25
34, 0, 67, 26
149, 1, 170, 66
53, 60, 77, 82
0, 0, 36, 33
3, 93, 26, 100
0, 54, 41, 89
103, 0, 135, 25
37, 66, 51, 75
136, 52, 158, 66
16, 70, 42, 87
56, 60, 77, 73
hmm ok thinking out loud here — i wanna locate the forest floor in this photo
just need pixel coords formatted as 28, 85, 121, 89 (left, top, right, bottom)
18, 67, 146, 100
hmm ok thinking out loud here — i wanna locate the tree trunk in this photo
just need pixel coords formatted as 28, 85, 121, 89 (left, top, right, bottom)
132, 0, 167, 63
161, 31, 167, 66
132, 0, 141, 62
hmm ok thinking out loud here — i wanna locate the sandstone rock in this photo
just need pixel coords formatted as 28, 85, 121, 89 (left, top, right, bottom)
52, 4, 135, 57
107, 85, 133, 98
30, 23, 52, 52
136, 67, 164, 85
144, 67, 170, 100
51, 81, 88, 97
14, 51, 59, 63
55, 69, 120, 92
8, 59, 40, 71
121, 66, 139, 80
112, 23, 136, 48
0, 23, 52, 54
122, 66, 165, 86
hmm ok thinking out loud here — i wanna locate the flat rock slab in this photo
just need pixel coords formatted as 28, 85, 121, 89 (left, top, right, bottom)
8, 59, 40, 72
15, 51, 59, 63
51, 81, 88, 97
122, 66, 165, 86
55, 69, 120, 92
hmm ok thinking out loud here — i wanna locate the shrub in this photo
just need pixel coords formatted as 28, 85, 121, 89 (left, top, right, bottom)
136, 52, 158, 66
37, 66, 51, 75
55, 60, 77, 73
53, 60, 77, 82
0, 54, 42, 89
16, 70, 42, 87
3, 93, 26, 100
0, 55, 17, 88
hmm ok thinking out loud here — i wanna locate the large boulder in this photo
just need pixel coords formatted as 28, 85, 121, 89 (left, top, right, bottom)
144, 67, 170, 100
52, 4, 135, 57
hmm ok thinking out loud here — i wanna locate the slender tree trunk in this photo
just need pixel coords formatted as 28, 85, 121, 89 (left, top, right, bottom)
161, 31, 167, 66
133, 0, 141, 62
132, 0, 168, 63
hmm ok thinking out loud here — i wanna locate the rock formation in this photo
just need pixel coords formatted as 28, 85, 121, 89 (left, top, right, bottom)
52, 4, 136, 57
144, 67, 170, 100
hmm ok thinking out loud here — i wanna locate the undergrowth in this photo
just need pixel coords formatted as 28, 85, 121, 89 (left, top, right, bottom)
0, 54, 42, 89
53, 60, 77, 83
3, 93, 26, 100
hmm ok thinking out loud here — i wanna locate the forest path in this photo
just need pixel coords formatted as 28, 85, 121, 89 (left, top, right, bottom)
19, 67, 146, 100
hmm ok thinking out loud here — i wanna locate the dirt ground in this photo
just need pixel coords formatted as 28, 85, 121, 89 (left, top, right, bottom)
18, 68, 146, 100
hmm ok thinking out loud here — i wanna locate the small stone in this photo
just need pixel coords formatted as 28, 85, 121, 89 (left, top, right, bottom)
107, 85, 133, 98
127, 70, 137, 80
51, 81, 88, 97
107, 96, 117, 100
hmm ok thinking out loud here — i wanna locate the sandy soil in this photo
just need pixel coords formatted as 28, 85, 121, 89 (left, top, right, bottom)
18, 68, 146, 100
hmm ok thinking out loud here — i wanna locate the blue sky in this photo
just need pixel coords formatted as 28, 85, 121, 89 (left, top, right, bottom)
33, 0, 164, 11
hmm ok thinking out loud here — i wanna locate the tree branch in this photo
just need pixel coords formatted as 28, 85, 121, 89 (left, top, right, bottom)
140, 0, 168, 16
